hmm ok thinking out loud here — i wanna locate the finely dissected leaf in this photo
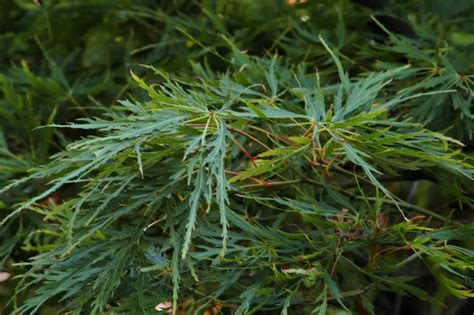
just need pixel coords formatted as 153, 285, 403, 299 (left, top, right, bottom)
1, 2, 474, 314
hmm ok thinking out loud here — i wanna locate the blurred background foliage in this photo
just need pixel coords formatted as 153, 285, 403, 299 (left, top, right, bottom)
0, 0, 473, 314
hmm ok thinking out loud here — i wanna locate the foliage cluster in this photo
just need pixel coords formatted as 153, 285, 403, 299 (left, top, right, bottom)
1, 0, 474, 314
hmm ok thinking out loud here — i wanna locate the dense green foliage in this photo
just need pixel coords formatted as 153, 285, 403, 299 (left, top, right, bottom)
1, 1, 473, 314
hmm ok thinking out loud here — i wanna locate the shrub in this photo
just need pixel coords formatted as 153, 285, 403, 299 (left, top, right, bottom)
1, 1, 473, 314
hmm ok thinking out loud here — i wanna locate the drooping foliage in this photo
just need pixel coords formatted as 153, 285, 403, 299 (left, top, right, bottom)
1, 1, 473, 314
